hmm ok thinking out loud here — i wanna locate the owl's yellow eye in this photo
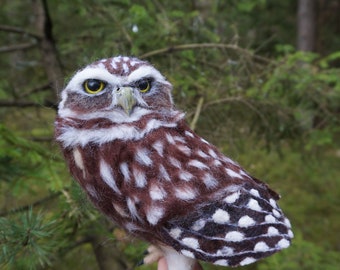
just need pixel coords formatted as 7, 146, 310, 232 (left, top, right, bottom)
83, 79, 106, 94
136, 79, 151, 93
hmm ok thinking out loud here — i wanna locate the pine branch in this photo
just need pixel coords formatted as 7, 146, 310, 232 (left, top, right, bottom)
0, 192, 61, 217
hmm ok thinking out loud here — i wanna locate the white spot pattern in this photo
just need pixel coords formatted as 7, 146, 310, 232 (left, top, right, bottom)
149, 184, 167, 200
188, 159, 208, 169
184, 131, 194, 137
159, 165, 171, 181
191, 219, 206, 231
169, 157, 181, 168
238, 215, 256, 227
250, 189, 260, 197
197, 150, 209, 159
270, 198, 278, 208
272, 209, 281, 218
166, 133, 175, 144
247, 198, 262, 211
152, 140, 164, 156
146, 205, 164, 225
177, 145, 191, 156
254, 242, 270, 252
99, 159, 120, 193
267, 226, 279, 236
127, 198, 140, 220
135, 148, 152, 166
119, 162, 130, 182
240, 257, 256, 266
288, 230, 294, 238
225, 231, 245, 242
226, 168, 243, 179
113, 203, 129, 217
73, 148, 85, 177
224, 192, 240, 204
214, 259, 229, 266
182, 237, 200, 249
202, 173, 218, 188
216, 246, 234, 256
85, 184, 99, 199
179, 171, 194, 182
132, 166, 147, 188
284, 218, 292, 228
212, 209, 230, 224
208, 148, 218, 158
265, 214, 277, 223
213, 159, 222, 166
175, 187, 197, 200
277, 239, 290, 249
169, 227, 182, 239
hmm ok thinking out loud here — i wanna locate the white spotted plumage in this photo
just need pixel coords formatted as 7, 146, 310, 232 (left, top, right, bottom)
55, 56, 293, 269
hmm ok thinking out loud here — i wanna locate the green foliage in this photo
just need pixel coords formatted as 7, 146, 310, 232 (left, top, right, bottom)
0, 0, 339, 269
0, 209, 63, 269
259, 233, 340, 270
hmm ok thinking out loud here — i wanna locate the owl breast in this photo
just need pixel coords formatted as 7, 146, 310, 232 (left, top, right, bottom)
56, 110, 257, 234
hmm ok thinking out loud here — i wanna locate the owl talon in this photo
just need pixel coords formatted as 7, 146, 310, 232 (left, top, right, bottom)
139, 245, 164, 265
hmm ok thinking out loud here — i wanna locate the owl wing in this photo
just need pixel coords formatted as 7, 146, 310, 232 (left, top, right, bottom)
147, 121, 293, 267
159, 181, 293, 267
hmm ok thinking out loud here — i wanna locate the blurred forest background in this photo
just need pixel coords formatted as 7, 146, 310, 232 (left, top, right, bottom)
0, 0, 339, 269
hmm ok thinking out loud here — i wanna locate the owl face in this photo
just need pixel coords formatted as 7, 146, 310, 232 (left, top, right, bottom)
58, 56, 173, 122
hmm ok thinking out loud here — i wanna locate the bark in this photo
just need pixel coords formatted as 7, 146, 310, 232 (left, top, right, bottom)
89, 230, 128, 270
32, 0, 64, 104
297, 0, 317, 51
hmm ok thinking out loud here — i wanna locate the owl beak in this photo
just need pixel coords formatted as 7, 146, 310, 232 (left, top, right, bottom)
116, 86, 137, 115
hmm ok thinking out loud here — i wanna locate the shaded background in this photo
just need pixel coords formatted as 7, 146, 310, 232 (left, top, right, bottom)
0, 0, 339, 269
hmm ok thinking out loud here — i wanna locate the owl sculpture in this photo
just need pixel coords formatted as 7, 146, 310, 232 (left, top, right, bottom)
55, 56, 293, 269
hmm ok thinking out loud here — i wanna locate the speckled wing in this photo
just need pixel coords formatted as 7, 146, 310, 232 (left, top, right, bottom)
159, 180, 293, 267
152, 123, 294, 267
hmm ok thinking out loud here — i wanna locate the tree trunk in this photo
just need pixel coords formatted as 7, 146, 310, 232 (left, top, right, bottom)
297, 0, 317, 51
32, 0, 64, 105
90, 232, 128, 270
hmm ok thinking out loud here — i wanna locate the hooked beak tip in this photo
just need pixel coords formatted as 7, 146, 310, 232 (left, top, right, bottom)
116, 86, 137, 116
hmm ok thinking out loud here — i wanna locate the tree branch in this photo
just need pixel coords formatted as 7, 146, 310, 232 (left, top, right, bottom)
0, 42, 36, 53
0, 24, 41, 39
0, 100, 57, 110
139, 43, 272, 63
0, 192, 61, 217
19, 83, 51, 98
190, 97, 204, 131
203, 97, 271, 128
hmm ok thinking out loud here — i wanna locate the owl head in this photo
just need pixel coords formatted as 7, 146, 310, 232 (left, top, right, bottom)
58, 56, 174, 122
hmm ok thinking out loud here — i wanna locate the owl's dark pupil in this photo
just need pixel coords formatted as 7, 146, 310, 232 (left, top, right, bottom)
138, 80, 148, 90
87, 79, 101, 91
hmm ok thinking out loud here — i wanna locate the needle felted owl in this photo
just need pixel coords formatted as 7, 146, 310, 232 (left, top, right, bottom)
55, 56, 293, 269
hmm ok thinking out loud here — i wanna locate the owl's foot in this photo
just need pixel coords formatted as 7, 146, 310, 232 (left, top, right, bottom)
140, 245, 164, 265
137, 245, 202, 270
